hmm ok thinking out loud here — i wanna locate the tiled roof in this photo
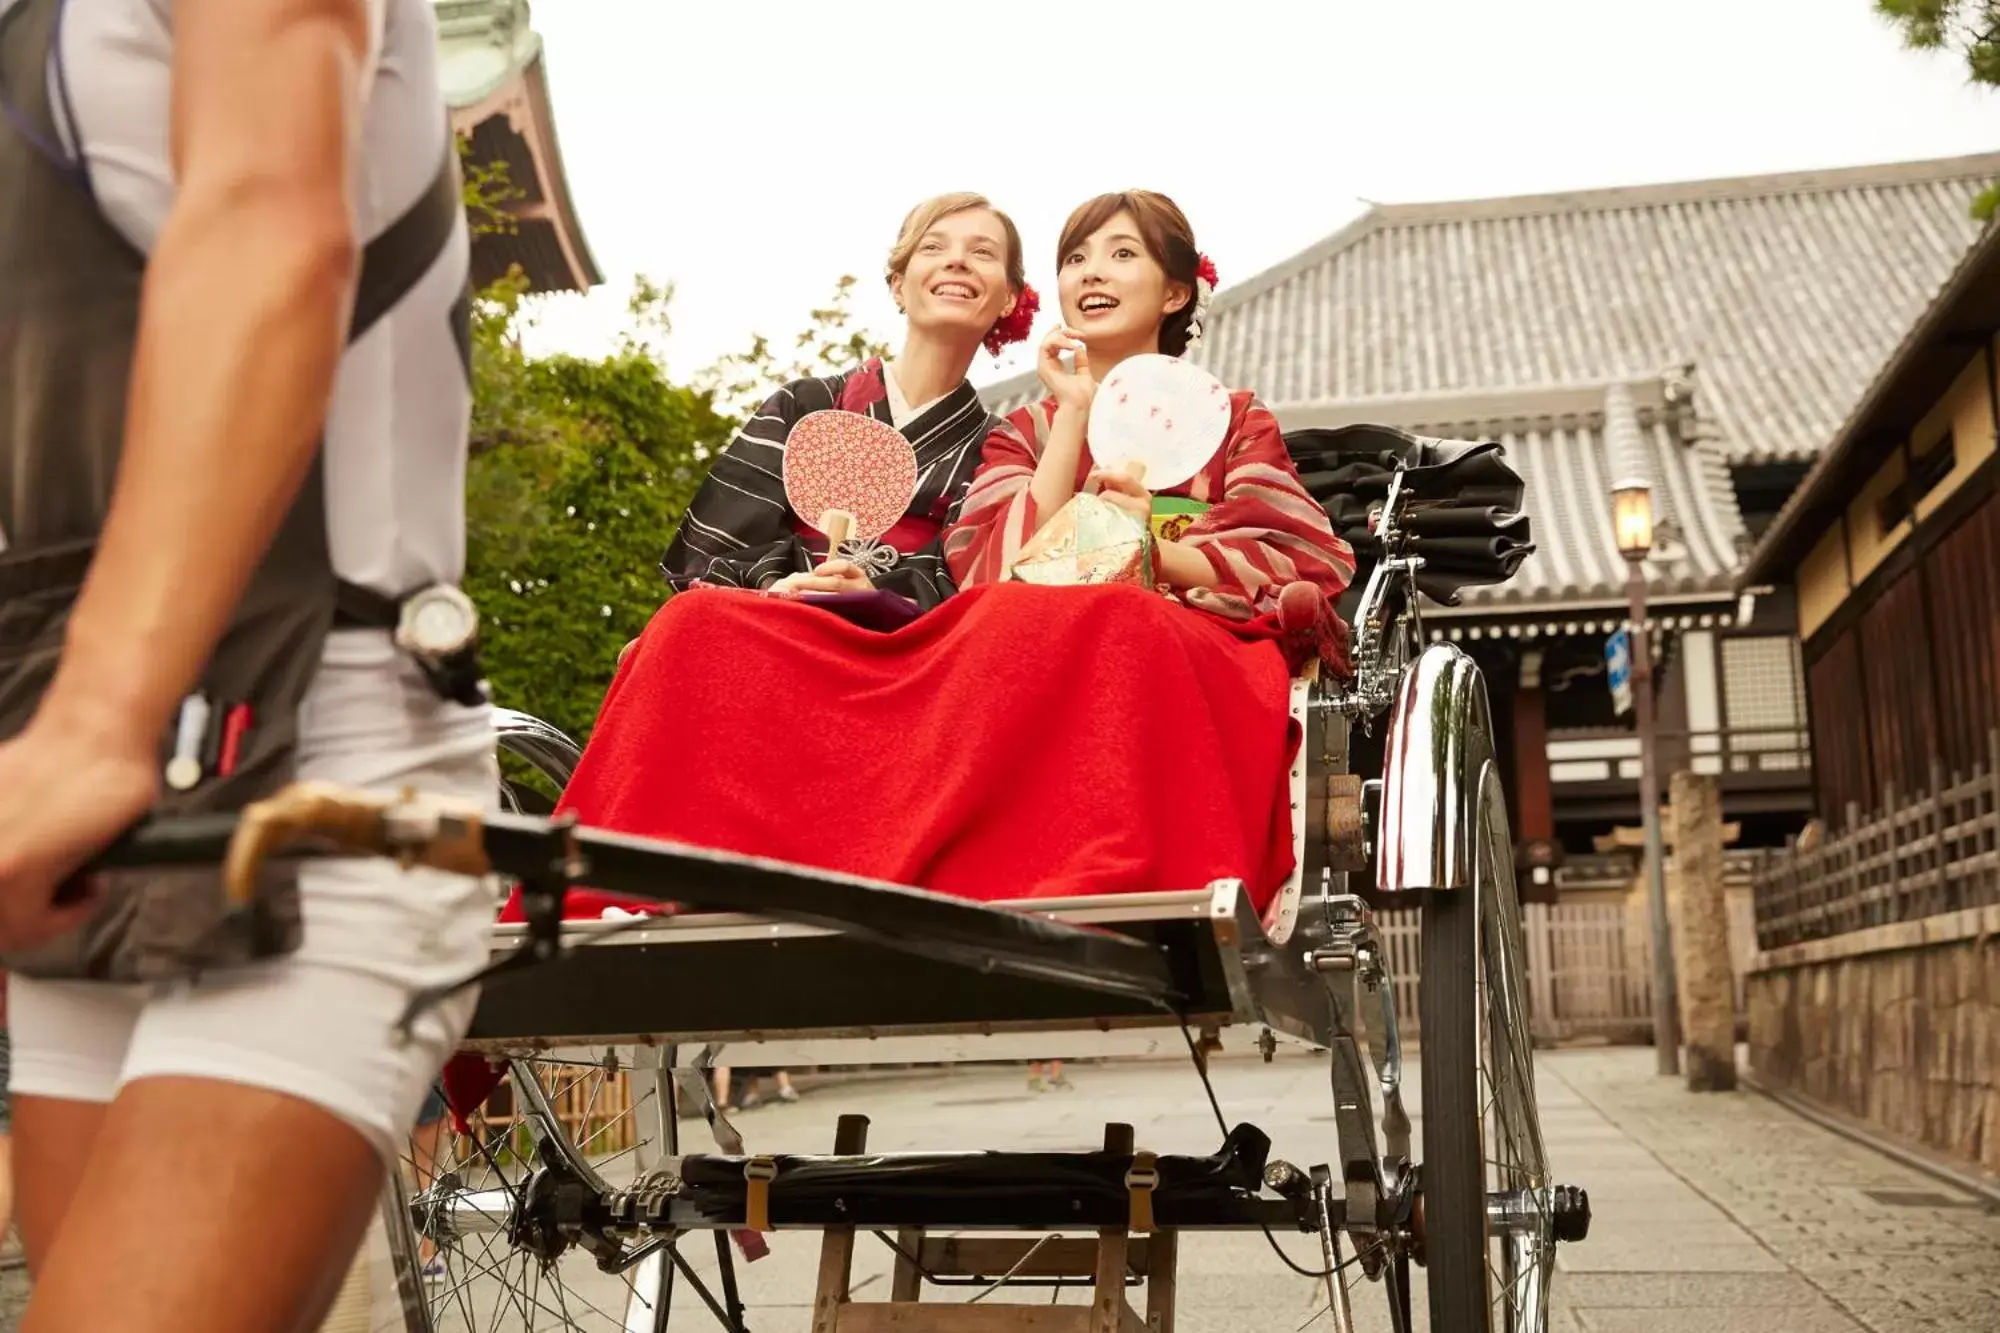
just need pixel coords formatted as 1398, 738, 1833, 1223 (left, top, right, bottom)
981, 154, 2000, 468
1742, 211, 2000, 586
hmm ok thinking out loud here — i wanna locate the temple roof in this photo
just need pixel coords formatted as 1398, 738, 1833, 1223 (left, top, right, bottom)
1742, 214, 2000, 586
435, 0, 602, 293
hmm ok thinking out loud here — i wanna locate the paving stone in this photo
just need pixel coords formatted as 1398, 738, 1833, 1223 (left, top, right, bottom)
1543, 1048, 2000, 1333
1576, 1306, 1864, 1332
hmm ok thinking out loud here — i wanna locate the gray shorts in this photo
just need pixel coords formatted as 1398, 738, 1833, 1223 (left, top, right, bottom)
0, 1029, 12, 1135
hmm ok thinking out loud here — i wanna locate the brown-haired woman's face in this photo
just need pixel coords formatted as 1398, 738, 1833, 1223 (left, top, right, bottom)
892, 208, 1015, 341
1057, 209, 1188, 356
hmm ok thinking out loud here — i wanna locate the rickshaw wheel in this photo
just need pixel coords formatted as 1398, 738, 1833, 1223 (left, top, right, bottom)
1418, 758, 1554, 1333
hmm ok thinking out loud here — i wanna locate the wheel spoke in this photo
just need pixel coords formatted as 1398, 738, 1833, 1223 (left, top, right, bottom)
399, 1053, 665, 1332
1472, 764, 1554, 1332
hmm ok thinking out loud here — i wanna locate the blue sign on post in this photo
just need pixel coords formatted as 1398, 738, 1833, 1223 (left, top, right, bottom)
1605, 629, 1634, 716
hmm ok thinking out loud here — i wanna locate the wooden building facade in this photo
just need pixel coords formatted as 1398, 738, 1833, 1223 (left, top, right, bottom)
1743, 219, 2000, 854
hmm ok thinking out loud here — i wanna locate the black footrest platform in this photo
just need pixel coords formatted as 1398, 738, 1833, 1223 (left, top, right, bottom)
630, 1124, 1318, 1233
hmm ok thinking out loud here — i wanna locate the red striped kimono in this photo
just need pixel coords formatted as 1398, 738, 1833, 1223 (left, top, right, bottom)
945, 391, 1356, 650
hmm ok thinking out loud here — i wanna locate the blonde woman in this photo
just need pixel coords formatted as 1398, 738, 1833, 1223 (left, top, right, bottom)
660, 192, 1037, 610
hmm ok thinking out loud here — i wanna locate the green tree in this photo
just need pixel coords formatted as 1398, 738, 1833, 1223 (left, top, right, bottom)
462, 273, 734, 746
450, 139, 728, 747
459, 133, 525, 239
1877, 0, 2000, 216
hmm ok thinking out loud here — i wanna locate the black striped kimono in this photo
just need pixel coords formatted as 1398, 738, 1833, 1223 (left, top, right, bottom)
661, 359, 993, 610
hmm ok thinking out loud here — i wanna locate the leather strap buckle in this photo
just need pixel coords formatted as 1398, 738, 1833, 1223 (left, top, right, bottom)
1125, 1151, 1160, 1233
743, 1156, 778, 1232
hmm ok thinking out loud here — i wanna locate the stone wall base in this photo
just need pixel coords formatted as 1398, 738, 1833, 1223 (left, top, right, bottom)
1748, 906, 2000, 1175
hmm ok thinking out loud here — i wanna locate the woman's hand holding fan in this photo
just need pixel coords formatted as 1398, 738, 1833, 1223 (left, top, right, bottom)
1086, 464, 1153, 524
1086, 355, 1234, 589
769, 410, 920, 596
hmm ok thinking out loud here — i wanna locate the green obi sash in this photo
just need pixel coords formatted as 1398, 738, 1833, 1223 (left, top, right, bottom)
1151, 495, 1210, 543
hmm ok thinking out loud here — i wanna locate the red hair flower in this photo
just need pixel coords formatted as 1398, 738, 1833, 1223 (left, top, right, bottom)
984, 282, 1040, 357
1184, 255, 1219, 353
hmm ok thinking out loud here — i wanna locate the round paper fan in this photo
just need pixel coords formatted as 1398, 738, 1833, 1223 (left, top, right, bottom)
782, 410, 919, 542
1087, 354, 1232, 492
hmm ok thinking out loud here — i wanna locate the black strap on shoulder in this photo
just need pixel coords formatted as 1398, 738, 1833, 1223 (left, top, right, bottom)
327, 130, 464, 624
0, 129, 466, 604
349, 127, 464, 347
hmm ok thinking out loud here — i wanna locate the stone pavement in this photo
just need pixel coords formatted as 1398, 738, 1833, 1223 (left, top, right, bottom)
1, 1046, 1995, 1329
1548, 1049, 2000, 1332
657, 1047, 2000, 1332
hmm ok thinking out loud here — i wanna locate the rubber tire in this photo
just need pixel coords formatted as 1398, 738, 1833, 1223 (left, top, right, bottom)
1420, 883, 1493, 1332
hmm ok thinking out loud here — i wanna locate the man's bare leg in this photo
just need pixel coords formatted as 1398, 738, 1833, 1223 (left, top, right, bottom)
11, 1096, 106, 1275
0, 1129, 15, 1257
20, 1077, 382, 1333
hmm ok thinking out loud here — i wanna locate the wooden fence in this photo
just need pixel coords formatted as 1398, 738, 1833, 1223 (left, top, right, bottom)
1377, 899, 1655, 1044
1752, 730, 2000, 950
455, 1059, 641, 1161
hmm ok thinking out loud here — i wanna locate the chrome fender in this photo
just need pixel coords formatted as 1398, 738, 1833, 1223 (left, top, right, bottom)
494, 706, 584, 790
1375, 643, 1497, 896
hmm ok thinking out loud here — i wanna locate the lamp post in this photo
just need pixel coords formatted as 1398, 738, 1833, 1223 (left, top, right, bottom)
1613, 479, 1682, 1076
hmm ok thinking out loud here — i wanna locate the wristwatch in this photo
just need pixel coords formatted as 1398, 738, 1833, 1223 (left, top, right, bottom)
395, 584, 480, 663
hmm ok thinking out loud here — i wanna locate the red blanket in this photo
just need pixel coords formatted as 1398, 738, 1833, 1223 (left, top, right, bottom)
447, 582, 1303, 1131
548, 580, 1298, 909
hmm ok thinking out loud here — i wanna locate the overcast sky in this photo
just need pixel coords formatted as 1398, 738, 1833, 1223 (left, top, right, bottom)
514, 0, 1998, 389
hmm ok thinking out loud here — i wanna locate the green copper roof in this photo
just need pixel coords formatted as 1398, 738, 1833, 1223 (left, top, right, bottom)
434, 0, 544, 110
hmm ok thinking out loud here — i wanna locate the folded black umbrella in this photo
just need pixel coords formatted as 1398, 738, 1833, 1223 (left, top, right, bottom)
1285, 423, 1535, 609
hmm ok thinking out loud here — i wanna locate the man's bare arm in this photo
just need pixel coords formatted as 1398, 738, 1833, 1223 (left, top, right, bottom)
35, 0, 375, 752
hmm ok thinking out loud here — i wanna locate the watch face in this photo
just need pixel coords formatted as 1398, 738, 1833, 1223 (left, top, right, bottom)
410, 598, 471, 651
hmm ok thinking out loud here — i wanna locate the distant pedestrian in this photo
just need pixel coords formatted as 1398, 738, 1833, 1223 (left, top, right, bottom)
733, 1068, 799, 1110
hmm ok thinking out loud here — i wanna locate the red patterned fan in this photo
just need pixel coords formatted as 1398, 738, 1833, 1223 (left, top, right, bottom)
782, 410, 919, 555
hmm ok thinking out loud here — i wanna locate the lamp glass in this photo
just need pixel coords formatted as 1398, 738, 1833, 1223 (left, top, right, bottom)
1612, 484, 1654, 558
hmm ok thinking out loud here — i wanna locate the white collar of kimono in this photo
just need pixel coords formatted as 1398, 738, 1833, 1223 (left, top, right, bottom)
881, 360, 949, 429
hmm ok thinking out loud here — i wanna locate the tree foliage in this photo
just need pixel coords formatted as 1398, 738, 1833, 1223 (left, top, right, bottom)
461, 274, 734, 746
453, 139, 733, 743
1877, 0, 2000, 216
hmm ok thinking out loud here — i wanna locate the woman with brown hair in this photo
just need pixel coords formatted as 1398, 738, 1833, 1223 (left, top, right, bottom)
659, 192, 1036, 610
947, 189, 1353, 628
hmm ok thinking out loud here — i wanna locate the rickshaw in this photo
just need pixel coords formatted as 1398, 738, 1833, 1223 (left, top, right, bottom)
103, 426, 1589, 1332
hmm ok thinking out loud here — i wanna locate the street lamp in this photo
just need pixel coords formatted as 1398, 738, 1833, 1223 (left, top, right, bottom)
1613, 476, 1682, 1076
1612, 484, 1654, 558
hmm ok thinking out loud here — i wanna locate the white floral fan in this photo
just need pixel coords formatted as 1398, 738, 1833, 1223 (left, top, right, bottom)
1087, 353, 1233, 490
